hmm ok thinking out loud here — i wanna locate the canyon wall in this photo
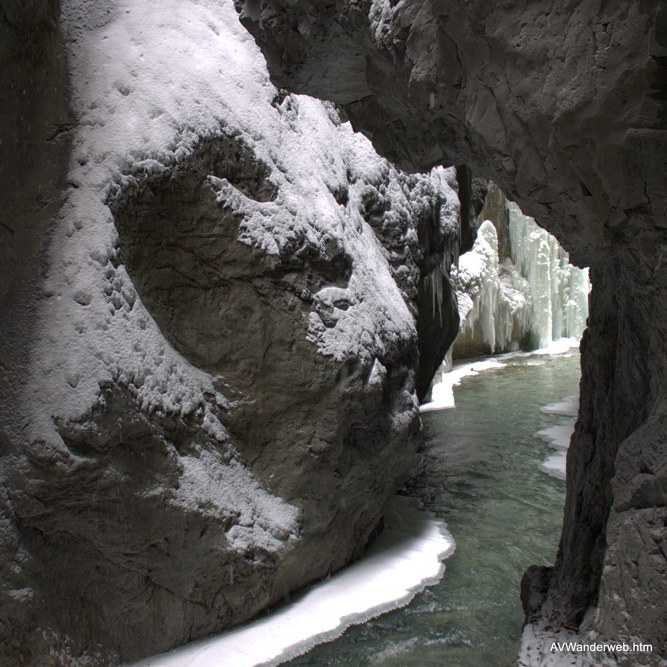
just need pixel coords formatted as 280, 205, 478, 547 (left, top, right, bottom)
0, 0, 461, 663
237, 0, 667, 663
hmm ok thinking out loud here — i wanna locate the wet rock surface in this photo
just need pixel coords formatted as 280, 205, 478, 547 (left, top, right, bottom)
237, 0, 667, 663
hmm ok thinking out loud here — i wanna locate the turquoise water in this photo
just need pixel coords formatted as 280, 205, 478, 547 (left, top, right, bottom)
286, 352, 580, 666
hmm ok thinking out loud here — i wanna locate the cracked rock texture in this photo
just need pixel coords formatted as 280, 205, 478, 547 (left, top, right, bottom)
237, 0, 667, 663
0, 0, 461, 663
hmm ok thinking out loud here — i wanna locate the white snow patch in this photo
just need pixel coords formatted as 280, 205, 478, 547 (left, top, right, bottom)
540, 452, 568, 481
536, 399, 578, 480
519, 623, 583, 667
542, 396, 579, 416
536, 422, 576, 450
172, 450, 300, 553
131, 496, 455, 667
420, 358, 505, 412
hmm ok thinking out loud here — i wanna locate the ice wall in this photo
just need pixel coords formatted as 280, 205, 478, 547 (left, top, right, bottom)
508, 202, 590, 348
451, 200, 590, 356
451, 220, 530, 354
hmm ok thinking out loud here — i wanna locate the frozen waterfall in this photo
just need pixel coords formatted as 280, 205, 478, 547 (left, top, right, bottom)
507, 202, 590, 348
451, 201, 590, 356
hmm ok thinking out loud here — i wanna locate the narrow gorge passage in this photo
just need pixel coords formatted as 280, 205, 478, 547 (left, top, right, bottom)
1, 1, 663, 665
287, 352, 580, 666
238, 2, 666, 663
136, 190, 589, 666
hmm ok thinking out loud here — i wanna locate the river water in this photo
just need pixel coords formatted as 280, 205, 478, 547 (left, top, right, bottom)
286, 351, 581, 667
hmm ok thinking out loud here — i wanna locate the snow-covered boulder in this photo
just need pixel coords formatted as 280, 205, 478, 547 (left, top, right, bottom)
0, 0, 460, 663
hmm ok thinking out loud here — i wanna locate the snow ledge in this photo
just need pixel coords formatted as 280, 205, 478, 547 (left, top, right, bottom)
131, 496, 455, 667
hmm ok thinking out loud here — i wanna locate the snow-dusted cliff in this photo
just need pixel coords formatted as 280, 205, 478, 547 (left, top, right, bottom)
0, 1, 461, 663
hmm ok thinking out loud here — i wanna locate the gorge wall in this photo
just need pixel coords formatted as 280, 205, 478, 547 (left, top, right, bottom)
0, 0, 462, 663
238, 0, 667, 664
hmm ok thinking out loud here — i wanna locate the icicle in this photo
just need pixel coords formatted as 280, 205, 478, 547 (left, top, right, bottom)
423, 263, 446, 327
450, 220, 527, 354
450, 201, 590, 357
507, 202, 590, 348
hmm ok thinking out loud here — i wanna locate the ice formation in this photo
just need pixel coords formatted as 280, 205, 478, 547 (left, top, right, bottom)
537, 395, 579, 480
452, 220, 531, 353
508, 203, 590, 348
451, 202, 590, 355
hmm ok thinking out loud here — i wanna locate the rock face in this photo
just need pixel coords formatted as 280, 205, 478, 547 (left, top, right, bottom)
237, 0, 667, 664
0, 0, 461, 663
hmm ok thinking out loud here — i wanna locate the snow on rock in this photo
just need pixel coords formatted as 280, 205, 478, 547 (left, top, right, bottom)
0, 0, 461, 664
519, 623, 584, 667
132, 496, 455, 667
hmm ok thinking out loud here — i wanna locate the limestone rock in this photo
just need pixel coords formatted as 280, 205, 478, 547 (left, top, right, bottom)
0, 0, 461, 663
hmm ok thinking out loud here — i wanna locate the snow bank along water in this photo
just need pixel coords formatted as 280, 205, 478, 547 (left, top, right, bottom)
419, 357, 505, 412
537, 396, 579, 480
132, 496, 454, 667
421, 351, 580, 484
296, 352, 580, 666
420, 345, 580, 413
